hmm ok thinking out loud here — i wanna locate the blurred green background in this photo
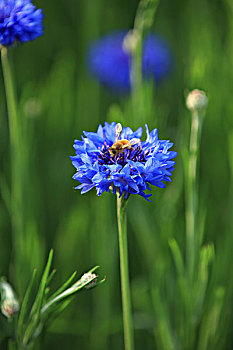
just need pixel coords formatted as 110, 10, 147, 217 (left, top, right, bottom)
1, 0, 233, 349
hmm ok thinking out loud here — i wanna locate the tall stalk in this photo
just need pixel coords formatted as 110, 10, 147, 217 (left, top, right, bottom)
186, 109, 201, 281
1, 48, 23, 220
185, 89, 208, 282
1, 45, 24, 291
132, 0, 159, 90
117, 194, 134, 350
124, 0, 159, 123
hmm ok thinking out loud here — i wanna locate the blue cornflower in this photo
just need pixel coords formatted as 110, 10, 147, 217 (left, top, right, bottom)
87, 31, 172, 93
71, 122, 176, 200
0, 0, 43, 46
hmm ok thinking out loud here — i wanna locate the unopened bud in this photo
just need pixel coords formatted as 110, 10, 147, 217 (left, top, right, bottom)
186, 89, 208, 111
0, 280, 19, 318
116, 123, 122, 135
115, 123, 122, 140
123, 29, 140, 55
81, 273, 97, 289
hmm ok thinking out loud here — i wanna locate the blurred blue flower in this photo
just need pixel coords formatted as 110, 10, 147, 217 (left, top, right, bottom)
71, 122, 176, 200
0, 0, 43, 46
87, 31, 172, 93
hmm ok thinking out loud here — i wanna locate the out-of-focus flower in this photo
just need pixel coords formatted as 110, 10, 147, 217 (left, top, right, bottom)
0, 0, 43, 47
87, 31, 172, 93
0, 280, 19, 318
70, 122, 176, 200
186, 89, 208, 111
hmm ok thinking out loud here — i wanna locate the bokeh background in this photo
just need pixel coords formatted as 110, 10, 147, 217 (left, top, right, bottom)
1, 0, 233, 349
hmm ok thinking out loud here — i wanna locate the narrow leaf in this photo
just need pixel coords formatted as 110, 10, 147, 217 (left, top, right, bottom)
46, 269, 56, 287
46, 271, 77, 304
169, 238, 184, 277
17, 268, 37, 339
23, 249, 53, 346
197, 287, 225, 350
41, 267, 101, 318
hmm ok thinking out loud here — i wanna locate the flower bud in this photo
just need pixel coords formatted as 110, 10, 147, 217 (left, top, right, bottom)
81, 273, 97, 289
186, 89, 208, 111
116, 123, 123, 135
123, 29, 140, 54
0, 280, 19, 318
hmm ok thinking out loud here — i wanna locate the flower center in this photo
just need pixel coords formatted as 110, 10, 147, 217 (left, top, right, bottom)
97, 142, 147, 167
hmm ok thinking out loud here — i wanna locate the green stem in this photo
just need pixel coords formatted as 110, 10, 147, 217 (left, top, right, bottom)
1, 46, 20, 151
185, 110, 202, 282
130, 0, 159, 124
117, 195, 134, 350
1, 45, 23, 221
1, 46, 24, 289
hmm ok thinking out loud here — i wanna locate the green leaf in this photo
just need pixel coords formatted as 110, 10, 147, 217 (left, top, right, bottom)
40, 266, 102, 320
17, 268, 37, 340
0, 174, 11, 215
46, 269, 56, 287
194, 244, 215, 320
42, 297, 74, 331
22, 249, 53, 346
197, 287, 225, 350
152, 287, 178, 350
46, 270, 77, 304
169, 238, 184, 278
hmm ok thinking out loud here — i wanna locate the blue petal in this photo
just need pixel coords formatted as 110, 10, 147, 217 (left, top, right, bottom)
83, 131, 105, 147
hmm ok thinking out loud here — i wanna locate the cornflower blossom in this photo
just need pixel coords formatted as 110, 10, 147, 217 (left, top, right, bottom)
71, 122, 176, 200
87, 31, 172, 93
0, 0, 43, 46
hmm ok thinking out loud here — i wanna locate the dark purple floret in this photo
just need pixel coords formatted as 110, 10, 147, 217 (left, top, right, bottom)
97, 143, 148, 167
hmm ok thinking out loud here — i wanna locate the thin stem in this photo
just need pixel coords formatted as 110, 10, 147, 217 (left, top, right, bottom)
1, 46, 20, 150
132, 0, 159, 89
185, 110, 202, 282
117, 195, 134, 350
1, 46, 44, 298
130, 0, 159, 123
1, 45, 23, 223
1, 46, 24, 291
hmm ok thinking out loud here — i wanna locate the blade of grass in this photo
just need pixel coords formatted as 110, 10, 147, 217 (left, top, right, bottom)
22, 250, 53, 346
17, 268, 37, 339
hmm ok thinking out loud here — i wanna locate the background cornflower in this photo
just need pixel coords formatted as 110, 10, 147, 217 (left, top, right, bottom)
87, 31, 172, 93
0, 0, 43, 46
71, 122, 176, 200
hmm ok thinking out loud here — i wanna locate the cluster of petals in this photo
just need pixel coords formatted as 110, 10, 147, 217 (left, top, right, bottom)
71, 122, 177, 200
0, 0, 43, 46
87, 31, 172, 93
